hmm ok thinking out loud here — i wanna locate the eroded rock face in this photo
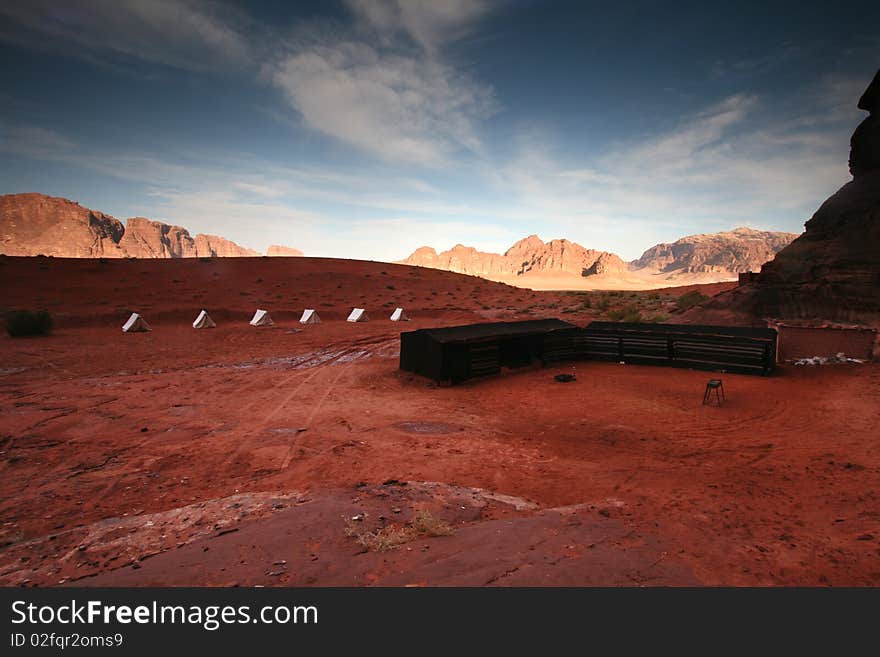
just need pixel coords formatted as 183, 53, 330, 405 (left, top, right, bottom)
750, 170, 880, 321
505, 236, 604, 276
0, 193, 267, 258
197, 234, 260, 257
0, 193, 126, 257
119, 217, 199, 258
741, 69, 880, 323
402, 229, 795, 281
266, 245, 304, 257
401, 235, 613, 278
849, 69, 880, 178
632, 227, 798, 275
583, 251, 628, 276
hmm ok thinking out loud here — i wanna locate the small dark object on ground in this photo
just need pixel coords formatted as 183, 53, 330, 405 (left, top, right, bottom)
703, 379, 725, 406
6, 310, 52, 337
554, 373, 576, 383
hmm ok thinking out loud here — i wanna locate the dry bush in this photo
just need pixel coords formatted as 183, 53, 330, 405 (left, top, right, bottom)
410, 509, 454, 537
344, 509, 454, 552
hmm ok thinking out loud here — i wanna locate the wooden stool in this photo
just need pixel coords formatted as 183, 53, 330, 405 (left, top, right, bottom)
703, 379, 725, 406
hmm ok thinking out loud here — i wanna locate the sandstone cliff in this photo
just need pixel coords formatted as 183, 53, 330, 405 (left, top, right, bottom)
632, 227, 798, 275
402, 228, 795, 283
266, 245, 304, 256
0, 193, 126, 257
698, 69, 880, 325
0, 193, 269, 258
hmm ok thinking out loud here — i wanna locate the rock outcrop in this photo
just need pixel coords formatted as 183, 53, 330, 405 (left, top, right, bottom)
632, 227, 798, 275
401, 235, 614, 278
266, 245, 304, 257
0, 193, 268, 258
583, 252, 629, 276
505, 236, 604, 276
0, 193, 126, 257
711, 69, 880, 324
402, 229, 795, 282
849, 69, 880, 178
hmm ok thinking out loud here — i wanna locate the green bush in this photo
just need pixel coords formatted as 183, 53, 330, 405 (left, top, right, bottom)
676, 290, 708, 311
7, 310, 53, 337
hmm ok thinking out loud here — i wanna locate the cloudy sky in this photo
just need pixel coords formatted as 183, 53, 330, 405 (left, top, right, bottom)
1, 0, 877, 260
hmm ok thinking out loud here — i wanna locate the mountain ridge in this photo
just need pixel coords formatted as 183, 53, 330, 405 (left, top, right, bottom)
400, 227, 798, 284
0, 193, 302, 258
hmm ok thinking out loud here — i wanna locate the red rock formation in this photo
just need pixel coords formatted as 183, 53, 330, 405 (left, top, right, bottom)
266, 245, 303, 256
197, 234, 260, 257
849, 69, 880, 178
119, 217, 199, 258
0, 193, 267, 258
401, 235, 613, 278
632, 227, 797, 275
504, 235, 603, 276
702, 69, 880, 325
0, 193, 126, 257
402, 229, 794, 282
583, 251, 628, 276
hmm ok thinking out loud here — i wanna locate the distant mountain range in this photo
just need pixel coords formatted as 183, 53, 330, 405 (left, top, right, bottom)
0, 193, 797, 290
0, 193, 302, 258
400, 228, 798, 288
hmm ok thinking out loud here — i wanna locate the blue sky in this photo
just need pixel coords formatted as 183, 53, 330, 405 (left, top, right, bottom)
1, 0, 878, 260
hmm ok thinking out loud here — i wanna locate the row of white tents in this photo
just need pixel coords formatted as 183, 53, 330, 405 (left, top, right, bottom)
122, 307, 411, 332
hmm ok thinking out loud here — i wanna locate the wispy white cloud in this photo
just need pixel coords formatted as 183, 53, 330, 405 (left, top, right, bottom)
0, 0, 253, 72
484, 83, 857, 258
347, 0, 491, 53
270, 41, 495, 165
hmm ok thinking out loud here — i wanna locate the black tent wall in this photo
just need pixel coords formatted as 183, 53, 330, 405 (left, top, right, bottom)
401, 320, 777, 383
399, 319, 577, 384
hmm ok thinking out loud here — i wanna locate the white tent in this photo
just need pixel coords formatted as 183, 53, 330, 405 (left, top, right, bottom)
299, 309, 321, 324
389, 307, 410, 321
249, 309, 274, 326
347, 308, 369, 322
192, 309, 216, 329
122, 313, 151, 333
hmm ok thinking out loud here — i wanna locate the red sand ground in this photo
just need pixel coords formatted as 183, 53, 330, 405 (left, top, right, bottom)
0, 256, 877, 586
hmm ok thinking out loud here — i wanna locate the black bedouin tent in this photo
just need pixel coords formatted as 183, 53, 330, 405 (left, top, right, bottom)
401, 319, 778, 383
400, 319, 576, 384
573, 321, 778, 375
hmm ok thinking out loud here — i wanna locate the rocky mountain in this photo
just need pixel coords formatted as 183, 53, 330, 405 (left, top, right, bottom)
583, 252, 629, 276
0, 193, 283, 258
266, 245, 304, 257
401, 228, 796, 282
735, 69, 880, 324
401, 235, 613, 278
632, 227, 798, 275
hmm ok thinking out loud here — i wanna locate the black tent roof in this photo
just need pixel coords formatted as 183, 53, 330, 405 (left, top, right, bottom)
407, 319, 576, 344
585, 321, 776, 340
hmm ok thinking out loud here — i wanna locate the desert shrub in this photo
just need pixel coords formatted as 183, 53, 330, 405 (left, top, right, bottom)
410, 509, 454, 537
676, 290, 708, 311
7, 310, 52, 337
607, 304, 643, 323
386, 285, 396, 290
596, 296, 611, 311
344, 509, 454, 552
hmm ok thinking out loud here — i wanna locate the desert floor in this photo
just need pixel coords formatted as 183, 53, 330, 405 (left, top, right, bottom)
0, 256, 877, 586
